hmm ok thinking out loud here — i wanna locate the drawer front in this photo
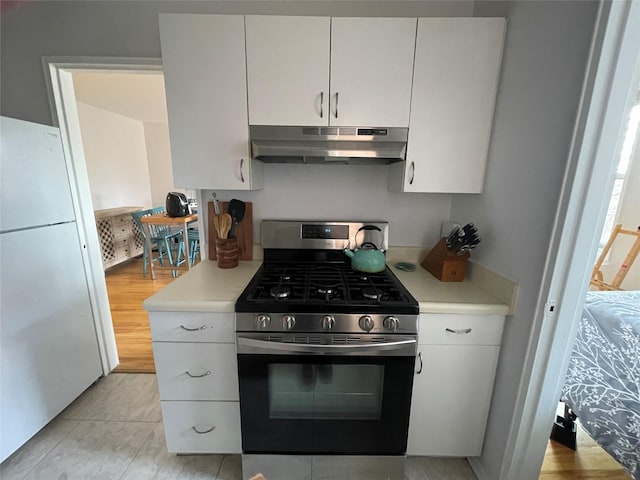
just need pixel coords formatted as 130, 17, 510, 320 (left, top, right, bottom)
418, 314, 504, 346
153, 343, 238, 401
149, 312, 234, 343
161, 401, 241, 454
112, 214, 132, 229
115, 245, 132, 259
113, 236, 130, 249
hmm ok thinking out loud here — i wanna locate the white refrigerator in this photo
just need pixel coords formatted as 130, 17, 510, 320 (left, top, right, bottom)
0, 116, 103, 462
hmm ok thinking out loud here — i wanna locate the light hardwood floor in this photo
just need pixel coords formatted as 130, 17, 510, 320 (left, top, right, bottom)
104, 257, 629, 480
105, 256, 186, 373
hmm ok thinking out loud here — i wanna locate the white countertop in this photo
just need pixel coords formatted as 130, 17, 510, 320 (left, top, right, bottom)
144, 256, 511, 315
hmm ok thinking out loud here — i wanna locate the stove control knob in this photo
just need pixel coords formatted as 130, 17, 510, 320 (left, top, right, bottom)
282, 315, 296, 331
359, 315, 374, 332
383, 316, 400, 332
256, 314, 271, 329
322, 315, 335, 331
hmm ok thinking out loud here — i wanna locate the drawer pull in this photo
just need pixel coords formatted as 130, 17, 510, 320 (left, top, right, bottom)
192, 425, 216, 434
186, 370, 211, 378
180, 324, 207, 331
445, 328, 472, 334
416, 351, 423, 374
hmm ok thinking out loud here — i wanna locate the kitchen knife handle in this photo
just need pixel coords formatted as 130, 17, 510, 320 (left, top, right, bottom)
320, 91, 324, 118
240, 158, 245, 183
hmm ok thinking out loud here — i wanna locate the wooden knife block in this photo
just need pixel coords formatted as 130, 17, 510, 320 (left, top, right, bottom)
421, 237, 470, 282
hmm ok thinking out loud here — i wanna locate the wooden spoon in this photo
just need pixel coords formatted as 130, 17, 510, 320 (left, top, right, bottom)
213, 214, 222, 238
220, 213, 232, 239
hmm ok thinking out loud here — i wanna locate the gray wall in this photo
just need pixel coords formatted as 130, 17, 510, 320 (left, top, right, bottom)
1, 1, 600, 478
0, 0, 472, 247
454, 1, 599, 478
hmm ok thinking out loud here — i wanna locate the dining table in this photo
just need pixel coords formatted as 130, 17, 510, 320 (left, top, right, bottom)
140, 213, 198, 280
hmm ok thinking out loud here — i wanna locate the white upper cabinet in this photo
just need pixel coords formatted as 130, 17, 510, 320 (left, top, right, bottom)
245, 16, 330, 126
159, 14, 263, 190
330, 18, 417, 127
392, 18, 505, 193
245, 16, 416, 127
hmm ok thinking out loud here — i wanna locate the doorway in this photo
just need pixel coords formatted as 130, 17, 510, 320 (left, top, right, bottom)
46, 58, 204, 373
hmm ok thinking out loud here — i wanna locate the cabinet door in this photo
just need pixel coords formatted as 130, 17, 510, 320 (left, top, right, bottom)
403, 18, 505, 193
406, 345, 500, 456
330, 18, 416, 127
246, 16, 330, 126
159, 14, 252, 189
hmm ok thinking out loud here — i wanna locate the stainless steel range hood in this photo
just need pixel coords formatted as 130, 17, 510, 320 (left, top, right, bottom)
250, 125, 408, 164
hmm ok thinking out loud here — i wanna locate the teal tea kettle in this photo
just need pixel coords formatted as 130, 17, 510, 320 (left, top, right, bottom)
344, 225, 386, 273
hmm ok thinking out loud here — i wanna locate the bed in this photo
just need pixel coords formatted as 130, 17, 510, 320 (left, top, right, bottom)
562, 289, 640, 479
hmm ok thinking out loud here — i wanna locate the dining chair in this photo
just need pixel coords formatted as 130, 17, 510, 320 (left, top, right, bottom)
173, 227, 200, 268
131, 207, 183, 276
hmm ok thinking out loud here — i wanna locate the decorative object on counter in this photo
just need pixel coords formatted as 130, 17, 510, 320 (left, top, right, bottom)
343, 225, 387, 273
208, 201, 253, 261
215, 236, 239, 268
394, 262, 416, 272
421, 223, 481, 282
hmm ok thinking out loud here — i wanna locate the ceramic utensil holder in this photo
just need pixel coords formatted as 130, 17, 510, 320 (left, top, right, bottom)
215, 237, 239, 269
420, 237, 470, 282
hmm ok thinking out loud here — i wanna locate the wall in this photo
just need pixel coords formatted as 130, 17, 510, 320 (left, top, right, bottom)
0, 0, 472, 247
143, 122, 179, 208
602, 123, 640, 289
76, 102, 153, 210
453, 1, 599, 478
0, 1, 473, 126
203, 166, 452, 246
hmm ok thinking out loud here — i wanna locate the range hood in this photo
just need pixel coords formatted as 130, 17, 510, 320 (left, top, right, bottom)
250, 125, 408, 164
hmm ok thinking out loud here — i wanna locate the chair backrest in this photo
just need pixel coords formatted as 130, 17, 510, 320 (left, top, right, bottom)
131, 207, 173, 239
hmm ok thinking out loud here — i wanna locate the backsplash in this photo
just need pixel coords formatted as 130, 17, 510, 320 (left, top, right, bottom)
203, 163, 452, 246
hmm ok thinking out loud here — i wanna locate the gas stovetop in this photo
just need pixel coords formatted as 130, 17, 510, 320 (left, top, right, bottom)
235, 262, 418, 315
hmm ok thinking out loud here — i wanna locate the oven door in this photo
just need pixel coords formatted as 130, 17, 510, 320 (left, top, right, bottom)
236, 334, 416, 455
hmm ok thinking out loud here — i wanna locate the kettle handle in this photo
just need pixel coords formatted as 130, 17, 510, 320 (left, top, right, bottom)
353, 225, 384, 251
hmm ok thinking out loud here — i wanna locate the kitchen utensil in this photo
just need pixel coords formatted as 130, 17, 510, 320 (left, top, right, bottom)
220, 213, 232, 239
227, 199, 246, 239
446, 226, 460, 248
344, 225, 386, 273
213, 214, 222, 237
212, 192, 221, 215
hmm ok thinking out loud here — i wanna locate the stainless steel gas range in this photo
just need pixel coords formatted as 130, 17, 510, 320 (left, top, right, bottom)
235, 220, 419, 480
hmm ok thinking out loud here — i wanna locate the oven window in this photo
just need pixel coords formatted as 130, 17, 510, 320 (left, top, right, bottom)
268, 364, 384, 420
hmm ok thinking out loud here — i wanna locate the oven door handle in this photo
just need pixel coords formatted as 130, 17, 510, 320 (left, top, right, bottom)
236, 336, 417, 356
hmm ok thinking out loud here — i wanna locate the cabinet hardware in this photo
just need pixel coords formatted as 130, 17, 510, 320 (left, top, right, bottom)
445, 328, 472, 334
409, 161, 415, 185
192, 425, 216, 434
186, 370, 212, 378
416, 351, 423, 374
334, 92, 339, 118
240, 158, 245, 183
320, 91, 324, 118
180, 324, 207, 331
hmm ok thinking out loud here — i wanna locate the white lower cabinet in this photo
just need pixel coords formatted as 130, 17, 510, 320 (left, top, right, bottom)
407, 314, 505, 456
161, 401, 241, 454
149, 311, 241, 454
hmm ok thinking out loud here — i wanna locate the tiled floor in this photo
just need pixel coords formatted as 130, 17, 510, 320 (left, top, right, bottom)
0, 373, 477, 480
